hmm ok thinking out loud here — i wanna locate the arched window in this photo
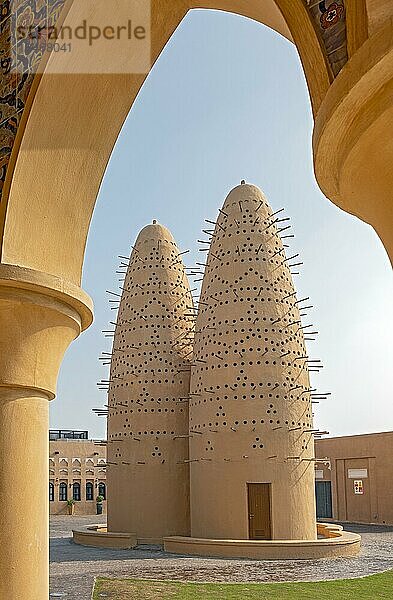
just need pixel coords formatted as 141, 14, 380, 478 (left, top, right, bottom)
49, 482, 54, 502
59, 482, 67, 502
98, 482, 106, 500
86, 482, 94, 501
72, 482, 81, 501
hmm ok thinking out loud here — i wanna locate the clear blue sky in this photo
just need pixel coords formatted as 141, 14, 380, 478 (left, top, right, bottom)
50, 10, 393, 440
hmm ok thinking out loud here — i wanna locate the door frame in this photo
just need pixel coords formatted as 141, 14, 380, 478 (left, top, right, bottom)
315, 480, 333, 519
247, 482, 272, 540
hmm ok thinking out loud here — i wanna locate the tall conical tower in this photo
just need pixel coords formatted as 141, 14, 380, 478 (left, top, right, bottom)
106, 221, 194, 543
189, 184, 316, 541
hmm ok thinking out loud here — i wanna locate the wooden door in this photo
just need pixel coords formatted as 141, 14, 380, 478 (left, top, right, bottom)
315, 481, 333, 519
247, 483, 271, 539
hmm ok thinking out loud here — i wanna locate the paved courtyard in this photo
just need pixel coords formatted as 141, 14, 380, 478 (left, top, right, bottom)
49, 516, 393, 599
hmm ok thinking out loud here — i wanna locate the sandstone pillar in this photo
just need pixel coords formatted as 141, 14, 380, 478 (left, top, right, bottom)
0, 264, 93, 600
313, 23, 393, 265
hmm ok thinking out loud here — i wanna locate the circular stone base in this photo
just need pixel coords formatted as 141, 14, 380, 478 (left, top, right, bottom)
72, 523, 360, 559
72, 525, 137, 549
163, 524, 360, 560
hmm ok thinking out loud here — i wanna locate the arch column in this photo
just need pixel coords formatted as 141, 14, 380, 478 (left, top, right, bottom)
313, 22, 393, 263
0, 264, 93, 600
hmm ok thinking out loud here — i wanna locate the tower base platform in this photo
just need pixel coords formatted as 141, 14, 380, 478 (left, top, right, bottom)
72, 525, 137, 549
163, 524, 360, 560
72, 523, 360, 559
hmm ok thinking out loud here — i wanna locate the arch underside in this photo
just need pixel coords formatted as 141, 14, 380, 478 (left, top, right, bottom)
3, 0, 388, 286
0, 0, 338, 283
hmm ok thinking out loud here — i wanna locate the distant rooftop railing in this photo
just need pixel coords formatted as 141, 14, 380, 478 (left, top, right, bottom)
49, 430, 89, 441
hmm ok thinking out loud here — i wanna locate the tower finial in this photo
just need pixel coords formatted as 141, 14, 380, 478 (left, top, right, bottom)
152, 219, 157, 224
241, 180, 246, 185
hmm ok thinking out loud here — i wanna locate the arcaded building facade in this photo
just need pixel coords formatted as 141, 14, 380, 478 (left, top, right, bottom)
49, 430, 107, 516
107, 184, 317, 542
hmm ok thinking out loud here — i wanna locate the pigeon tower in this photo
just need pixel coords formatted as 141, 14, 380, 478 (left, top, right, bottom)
189, 184, 316, 540
106, 221, 194, 542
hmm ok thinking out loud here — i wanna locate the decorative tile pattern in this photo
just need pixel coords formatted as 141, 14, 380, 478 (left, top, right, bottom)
0, 112, 19, 198
304, 0, 348, 76
0, 1, 12, 24
0, 0, 66, 209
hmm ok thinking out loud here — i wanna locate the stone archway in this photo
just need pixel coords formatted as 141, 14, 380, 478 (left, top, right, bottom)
0, 0, 330, 286
0, 1, 392, 598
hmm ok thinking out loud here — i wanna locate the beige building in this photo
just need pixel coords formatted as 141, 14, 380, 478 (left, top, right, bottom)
315, 431, 393, 526
49, 430, 107, 515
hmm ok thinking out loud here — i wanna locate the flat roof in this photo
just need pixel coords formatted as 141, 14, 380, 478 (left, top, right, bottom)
317, 430, 393, 441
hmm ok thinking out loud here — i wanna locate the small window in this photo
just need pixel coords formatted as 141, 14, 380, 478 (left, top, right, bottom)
86, 482, 94, 501
49, 482, 54, 502
72, 482, 81, 501
98, 482, 106, 500
59, 482, 67, 502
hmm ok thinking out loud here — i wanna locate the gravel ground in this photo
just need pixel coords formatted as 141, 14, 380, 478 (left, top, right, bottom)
49, 516, 393, 599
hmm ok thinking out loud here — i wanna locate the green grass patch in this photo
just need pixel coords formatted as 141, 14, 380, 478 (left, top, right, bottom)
93, 570, 393, 599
